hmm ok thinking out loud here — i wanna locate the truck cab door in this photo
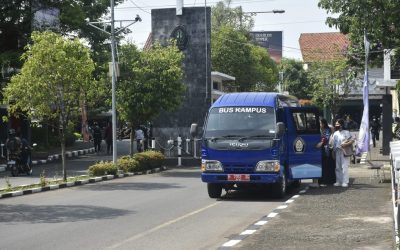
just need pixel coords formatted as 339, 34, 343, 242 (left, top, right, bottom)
284, 107, 321, 179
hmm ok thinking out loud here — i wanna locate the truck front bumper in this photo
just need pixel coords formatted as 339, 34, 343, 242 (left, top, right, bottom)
201, 173, 280, 184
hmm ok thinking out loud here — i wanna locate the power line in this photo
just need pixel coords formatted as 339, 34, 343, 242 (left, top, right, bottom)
128, 0, 151, 14
115, 0, 276, 11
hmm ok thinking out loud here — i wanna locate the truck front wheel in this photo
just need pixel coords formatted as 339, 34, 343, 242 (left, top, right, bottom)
207, 183, 222, 198
272, 172, 286, 198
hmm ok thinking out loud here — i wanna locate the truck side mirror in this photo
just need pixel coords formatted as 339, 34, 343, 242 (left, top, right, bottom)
190, 123, 198, 137
276, 122, 286, 137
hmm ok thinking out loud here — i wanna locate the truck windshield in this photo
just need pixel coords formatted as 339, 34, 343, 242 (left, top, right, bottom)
204, 107, 276, 138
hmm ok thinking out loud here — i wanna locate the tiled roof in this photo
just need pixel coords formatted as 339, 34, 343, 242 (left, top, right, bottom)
299, 32, 349, 62
143, 32, 152, 50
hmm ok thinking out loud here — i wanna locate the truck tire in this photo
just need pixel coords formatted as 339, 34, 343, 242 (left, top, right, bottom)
272, 172, 286, 198
207, 183, 222, 198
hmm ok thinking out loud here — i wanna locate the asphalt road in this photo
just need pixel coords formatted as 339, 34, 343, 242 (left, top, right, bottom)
0, 166, 299, 250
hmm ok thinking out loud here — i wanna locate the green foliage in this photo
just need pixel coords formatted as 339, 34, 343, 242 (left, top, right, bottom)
40, 170, 47, 188
4, 31, 94, 181
89, 151, 165, 176
117, 157, 139, 173
4, 177, 12, 192
318, 0, 400, 67
211, 26, 278, 91
211, 0, 254, 32
74, 132, 82, 141
308, 59, 356, 114
88, 161, 118, 176
279, 58, 313, 99
133, 150, 165, 171
117, 42, 185, 127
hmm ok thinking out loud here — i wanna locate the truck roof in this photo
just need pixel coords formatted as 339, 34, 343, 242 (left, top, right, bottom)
211, 92, 299, 108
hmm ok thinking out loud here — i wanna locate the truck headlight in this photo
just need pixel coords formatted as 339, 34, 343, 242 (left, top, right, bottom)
201, 160, 223, 172
255, 160, 280, 172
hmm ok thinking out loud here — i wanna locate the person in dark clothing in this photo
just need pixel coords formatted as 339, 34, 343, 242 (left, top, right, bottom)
394, 117, 400, 140
104, 121, 112, 154
370, 116, 381, 147
317, 118, 336, 185
92, 122, 102, 153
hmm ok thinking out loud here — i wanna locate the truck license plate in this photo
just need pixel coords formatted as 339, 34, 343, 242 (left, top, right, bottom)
227, 174, 250, 181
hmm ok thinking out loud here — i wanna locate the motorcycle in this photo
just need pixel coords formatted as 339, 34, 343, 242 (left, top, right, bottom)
7, 143, 36, 177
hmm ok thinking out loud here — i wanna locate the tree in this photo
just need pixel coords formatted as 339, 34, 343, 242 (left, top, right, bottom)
3, 31, 95, 181
211, 0, 254, 32
308, 59, 356, 116
279, 58, 313, 99
211, 2, 278, 91
249, 46, 278, 92
318, 0, 400, 67
117, 43, 185, 155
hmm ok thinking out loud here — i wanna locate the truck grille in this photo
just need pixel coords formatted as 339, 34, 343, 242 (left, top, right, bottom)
223, 164, 254, 173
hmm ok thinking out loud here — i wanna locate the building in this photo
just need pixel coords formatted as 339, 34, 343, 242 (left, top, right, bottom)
211, 71, 235, 104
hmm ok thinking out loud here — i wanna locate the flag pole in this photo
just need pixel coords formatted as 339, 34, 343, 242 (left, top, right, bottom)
356, 31, 370, 156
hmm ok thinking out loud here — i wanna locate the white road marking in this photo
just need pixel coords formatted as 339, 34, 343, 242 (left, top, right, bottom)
299, 190, 306, 194
276, 205, 288, 209
292, 194, 300, 199
107, 202, 219, 249
240, 230, 256, 235
267, 212, 278, 218
222, 240, 241, 247
285, 199, 294, 203
254, 220, 268, 226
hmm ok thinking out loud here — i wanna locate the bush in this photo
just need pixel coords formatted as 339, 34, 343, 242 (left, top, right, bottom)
117, 157, 139, 173
133, 150, 165, 171
73, 132, 82, 140
88, 161, 118, 176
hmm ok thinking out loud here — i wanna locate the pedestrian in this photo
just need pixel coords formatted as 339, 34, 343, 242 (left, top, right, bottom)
317, 118, 336, 186
92, 122, 102, 153
394, 117, 400, 140
331, 119, 353, 188
370, 116, 381, 147
104, 121, 112, 154
135, 126, 145, 152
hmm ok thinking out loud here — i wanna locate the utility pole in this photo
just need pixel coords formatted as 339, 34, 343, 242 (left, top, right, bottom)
87, 1, 141, 165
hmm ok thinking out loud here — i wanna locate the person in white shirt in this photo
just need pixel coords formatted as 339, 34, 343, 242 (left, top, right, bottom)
332, 119, 353, 188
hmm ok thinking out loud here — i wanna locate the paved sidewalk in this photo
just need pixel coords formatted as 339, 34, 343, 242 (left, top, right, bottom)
236, 140, 395, 250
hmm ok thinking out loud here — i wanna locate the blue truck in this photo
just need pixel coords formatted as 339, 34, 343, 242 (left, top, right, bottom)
191, 92, 322, 198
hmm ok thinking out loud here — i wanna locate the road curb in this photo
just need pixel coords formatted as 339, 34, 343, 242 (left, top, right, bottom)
0, 147, 96, 172
0, 166, 168, 199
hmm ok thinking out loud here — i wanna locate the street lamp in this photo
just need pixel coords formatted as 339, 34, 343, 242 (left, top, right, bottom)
87, 1, 141, 165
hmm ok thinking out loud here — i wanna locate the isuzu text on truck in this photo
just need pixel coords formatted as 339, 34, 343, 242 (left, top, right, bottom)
191, 92, 322, 198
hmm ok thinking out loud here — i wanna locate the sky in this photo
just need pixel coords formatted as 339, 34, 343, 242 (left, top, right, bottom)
114, 0, 338, 60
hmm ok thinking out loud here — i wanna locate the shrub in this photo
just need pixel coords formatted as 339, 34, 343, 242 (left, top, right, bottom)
133, 150, 165, 171
88, 161, 118, 176
117, 157, 139, 173
73, 132, 82, 140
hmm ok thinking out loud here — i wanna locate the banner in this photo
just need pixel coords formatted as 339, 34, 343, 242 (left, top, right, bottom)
249, 31, 283, 63
356, 71, 369, 155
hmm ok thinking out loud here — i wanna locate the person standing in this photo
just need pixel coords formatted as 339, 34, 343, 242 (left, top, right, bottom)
332, 119, 353, 188
104, 121, 112, 154
317, 118, 335, 186
135, 127, 144, 152
92, 122, 102, 153
394, 117, 400, 140
370, 116, 381, 147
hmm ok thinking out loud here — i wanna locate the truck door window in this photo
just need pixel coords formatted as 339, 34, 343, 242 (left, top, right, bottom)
292, 111, 319, 134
